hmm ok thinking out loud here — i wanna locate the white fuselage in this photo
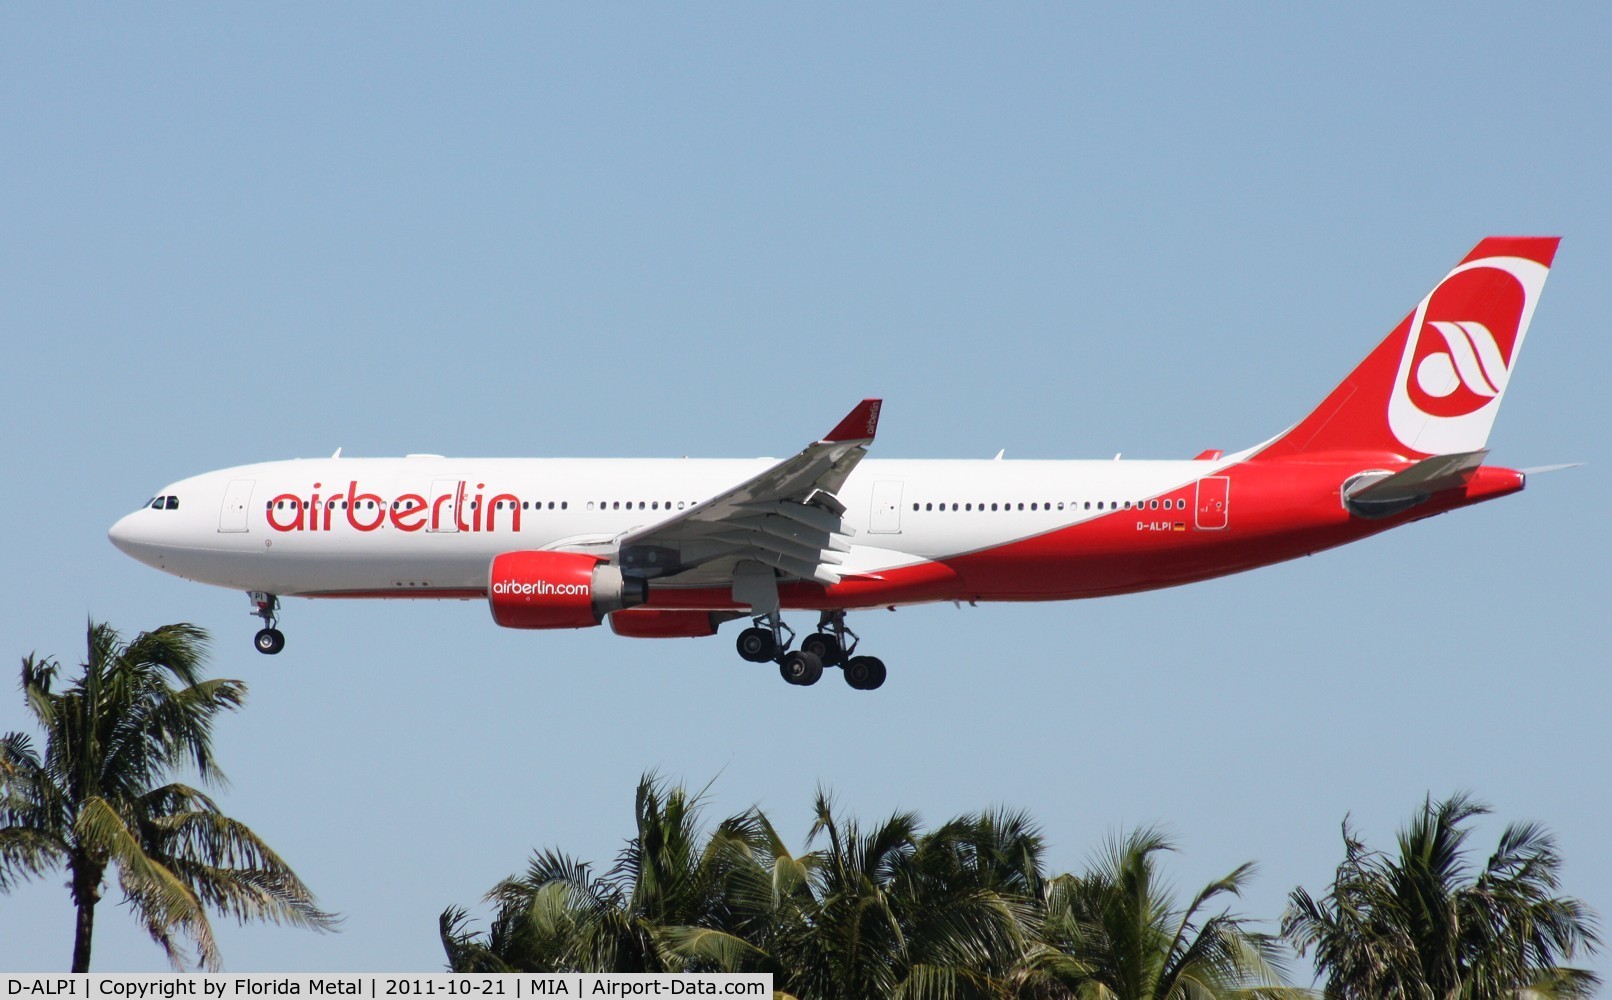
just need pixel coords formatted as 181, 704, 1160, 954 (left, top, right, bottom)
110, 453, 1245, 601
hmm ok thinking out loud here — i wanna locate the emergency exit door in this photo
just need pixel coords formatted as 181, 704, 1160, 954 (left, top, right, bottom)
218, 479, 254, 533
1195, 477, 1229, 530
869, 481, 904, 534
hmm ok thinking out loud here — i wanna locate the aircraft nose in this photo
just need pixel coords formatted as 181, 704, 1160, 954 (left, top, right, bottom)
108, 511, 159, 563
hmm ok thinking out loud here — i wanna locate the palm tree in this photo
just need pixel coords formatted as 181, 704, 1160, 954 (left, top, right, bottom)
774, 793, 1041, 1000
1025, 827, 1297, 999
0, 622, 336, 970
443, 774, 769, 975
1283, 793, 1601, 999
442, 778, 1044, 998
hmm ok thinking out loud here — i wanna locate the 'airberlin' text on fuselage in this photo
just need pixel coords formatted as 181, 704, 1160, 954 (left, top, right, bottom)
265, 481, 521, 534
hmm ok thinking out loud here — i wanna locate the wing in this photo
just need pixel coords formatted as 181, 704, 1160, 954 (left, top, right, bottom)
616, 399, 882, 587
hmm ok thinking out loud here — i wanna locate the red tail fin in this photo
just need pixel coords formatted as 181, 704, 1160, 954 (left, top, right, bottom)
1254, 237, 1559, 461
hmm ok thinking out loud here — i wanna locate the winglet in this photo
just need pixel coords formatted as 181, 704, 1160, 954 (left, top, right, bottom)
823, 399, 882, 443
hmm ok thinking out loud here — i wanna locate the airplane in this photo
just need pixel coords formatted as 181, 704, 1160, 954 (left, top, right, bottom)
110, 237, 1560, 690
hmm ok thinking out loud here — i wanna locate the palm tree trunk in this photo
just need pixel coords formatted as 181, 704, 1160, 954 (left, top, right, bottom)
72, 899, 96, 972
71, 858, 103, 973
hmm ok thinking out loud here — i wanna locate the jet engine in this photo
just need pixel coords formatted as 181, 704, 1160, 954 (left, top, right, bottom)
488, 551, 647, 629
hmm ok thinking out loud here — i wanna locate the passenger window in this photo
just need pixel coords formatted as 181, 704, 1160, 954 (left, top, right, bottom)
1150, 500, 1159, 509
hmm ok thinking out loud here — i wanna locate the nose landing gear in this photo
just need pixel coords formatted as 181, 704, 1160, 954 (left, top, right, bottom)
249, 591, 285, 655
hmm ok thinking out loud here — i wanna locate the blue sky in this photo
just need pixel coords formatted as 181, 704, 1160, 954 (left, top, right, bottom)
3, 3, 1609, 981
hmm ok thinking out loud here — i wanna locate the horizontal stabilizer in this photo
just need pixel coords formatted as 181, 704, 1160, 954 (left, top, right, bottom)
1345, 450, 1487, 518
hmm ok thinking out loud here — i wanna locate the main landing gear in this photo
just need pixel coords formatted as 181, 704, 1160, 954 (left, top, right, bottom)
735, 610, 886, 690
249, 591, 285, 655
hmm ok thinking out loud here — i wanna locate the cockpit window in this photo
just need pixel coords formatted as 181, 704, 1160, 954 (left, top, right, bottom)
165, 496, 180, 510
150, 497, 166, 509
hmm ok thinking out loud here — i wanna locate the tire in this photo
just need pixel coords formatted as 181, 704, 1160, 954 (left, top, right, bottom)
736, 627, 777, 663
801, 631, 844, 666
844, 655, 885, 690
779, 650, 823, 686
254, 628, 285, 655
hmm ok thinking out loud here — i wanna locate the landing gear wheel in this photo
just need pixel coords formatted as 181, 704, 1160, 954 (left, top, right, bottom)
254, 628, 286, 655
801, 631, 845, 666
779, 650, 824, 686
247, 592, 283, 655
843, 655, 886, 691
736, 627, 778, 663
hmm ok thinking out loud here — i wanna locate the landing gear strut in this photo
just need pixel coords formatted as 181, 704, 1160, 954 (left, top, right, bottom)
802, 610, 856, 666
735, 609, 885, 690
734, 611, 826, 686
249, 591, 285, 655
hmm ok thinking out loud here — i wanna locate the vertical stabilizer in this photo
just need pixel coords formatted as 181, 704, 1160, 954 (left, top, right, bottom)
1254, 237, 1558, 461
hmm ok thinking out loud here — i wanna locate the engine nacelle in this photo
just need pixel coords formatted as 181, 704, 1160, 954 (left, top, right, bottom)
488, 551, 647, 630
609, 609, 725, 639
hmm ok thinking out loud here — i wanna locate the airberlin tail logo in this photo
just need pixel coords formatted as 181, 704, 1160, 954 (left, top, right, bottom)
1405, 266, 1525, 418
1412, 320, 1508, 414
1387, 254, 1549, 455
